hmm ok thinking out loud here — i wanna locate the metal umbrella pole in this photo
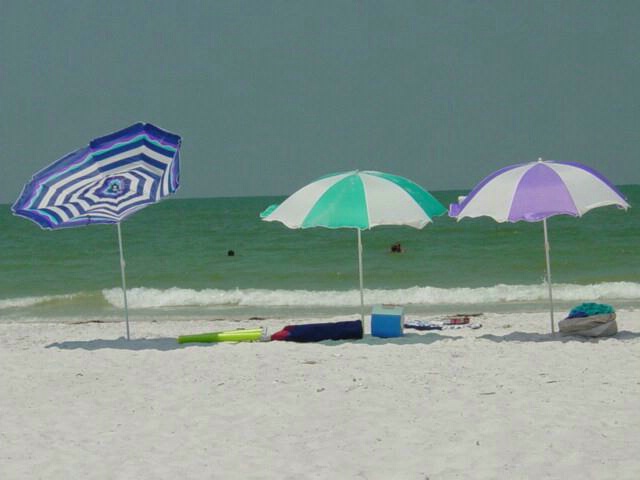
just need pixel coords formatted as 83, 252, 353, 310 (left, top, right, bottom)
543, 218, 555, 334
357, 228, 365, 325
116, 222, 131, 340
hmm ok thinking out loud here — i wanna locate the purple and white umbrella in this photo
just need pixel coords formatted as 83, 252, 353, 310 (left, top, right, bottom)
449, 159, 630, 333
12, 122, 182, 339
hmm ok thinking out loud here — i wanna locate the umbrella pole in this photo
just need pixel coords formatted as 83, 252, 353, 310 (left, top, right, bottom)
116, 222, 131, 340
543, 218, 555, 334
357, 229, 365, 326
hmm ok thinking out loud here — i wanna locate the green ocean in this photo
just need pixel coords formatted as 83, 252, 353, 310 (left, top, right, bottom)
1, 186, 638, 323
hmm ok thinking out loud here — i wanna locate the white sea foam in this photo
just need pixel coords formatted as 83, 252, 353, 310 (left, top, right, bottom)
101, 282, 640, 308
0, 294, 76, 309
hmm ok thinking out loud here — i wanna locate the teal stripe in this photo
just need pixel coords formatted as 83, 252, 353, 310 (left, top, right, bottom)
259, 204, 279, 218
367, 171, 447, 217
302, 174, 369, 228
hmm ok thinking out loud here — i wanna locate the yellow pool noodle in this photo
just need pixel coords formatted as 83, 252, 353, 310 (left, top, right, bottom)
177, 328, 264, 344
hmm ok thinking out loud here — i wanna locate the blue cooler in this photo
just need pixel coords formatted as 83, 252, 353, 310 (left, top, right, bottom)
371, 305, 404, 338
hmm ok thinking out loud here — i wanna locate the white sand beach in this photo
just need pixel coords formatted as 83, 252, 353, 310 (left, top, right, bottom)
1, 310, 639, 480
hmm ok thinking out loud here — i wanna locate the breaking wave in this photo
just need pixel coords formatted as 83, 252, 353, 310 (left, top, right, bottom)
101, 282, 640, 309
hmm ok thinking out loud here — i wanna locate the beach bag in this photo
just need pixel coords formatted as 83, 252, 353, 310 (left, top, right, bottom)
271, 320, 363, 342
558, 313, 618, 337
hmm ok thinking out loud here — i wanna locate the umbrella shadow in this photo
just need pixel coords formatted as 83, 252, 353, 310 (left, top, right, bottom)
363, 332, 465, 345
312, 332, 464, 346
45, 337, 208, 351
478, 330, 640, 343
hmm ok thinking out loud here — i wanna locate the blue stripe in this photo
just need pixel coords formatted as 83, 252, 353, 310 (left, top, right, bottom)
12, 122, 181, 230
92, 135, 176, 163
96, 152, 168, 174
91, 123, 181, 150
30, 136, 174, 199
41, 154, 165, 208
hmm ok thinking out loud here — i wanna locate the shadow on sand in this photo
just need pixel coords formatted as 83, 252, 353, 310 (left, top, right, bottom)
277, 332, 464, 347
45, 332, 465, 351
345, 332, 463, 346
46, 337, 203, 351
48, 329, 639, 350
478, 330, 640, 343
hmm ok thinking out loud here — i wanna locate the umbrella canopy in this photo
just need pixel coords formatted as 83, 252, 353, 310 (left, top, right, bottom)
261, 170, 446, 324
13, 122, 180, 228
449, 159, 630, 333
12, 122, 182, 339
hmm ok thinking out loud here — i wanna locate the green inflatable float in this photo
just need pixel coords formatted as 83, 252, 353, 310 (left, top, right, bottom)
177, 328, 265, 344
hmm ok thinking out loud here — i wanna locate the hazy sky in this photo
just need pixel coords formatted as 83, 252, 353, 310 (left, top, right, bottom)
1, 1, 638, 203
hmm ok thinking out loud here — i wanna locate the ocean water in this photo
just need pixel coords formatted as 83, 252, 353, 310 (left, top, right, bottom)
0, 186, 638, 323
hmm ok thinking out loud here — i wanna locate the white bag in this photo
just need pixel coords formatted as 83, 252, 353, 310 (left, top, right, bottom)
558, 313, 618, 337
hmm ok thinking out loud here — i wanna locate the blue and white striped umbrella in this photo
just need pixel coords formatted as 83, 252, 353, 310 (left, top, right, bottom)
12, 122, 182, 339
13, 122, 181, 228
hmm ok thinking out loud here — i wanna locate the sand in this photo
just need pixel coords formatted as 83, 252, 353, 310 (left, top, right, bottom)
1, 310, 639, 479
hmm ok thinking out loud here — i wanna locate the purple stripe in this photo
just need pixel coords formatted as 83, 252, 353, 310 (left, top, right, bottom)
508, 163, 578, 221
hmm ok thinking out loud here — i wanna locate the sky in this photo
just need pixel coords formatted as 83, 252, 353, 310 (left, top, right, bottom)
1, 1, 639, 203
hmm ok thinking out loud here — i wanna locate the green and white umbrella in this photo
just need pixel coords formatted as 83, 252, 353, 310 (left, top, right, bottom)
260, 170, 446, 325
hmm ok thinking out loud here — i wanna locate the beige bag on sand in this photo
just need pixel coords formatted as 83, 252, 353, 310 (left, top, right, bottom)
558, 313, 618, 337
